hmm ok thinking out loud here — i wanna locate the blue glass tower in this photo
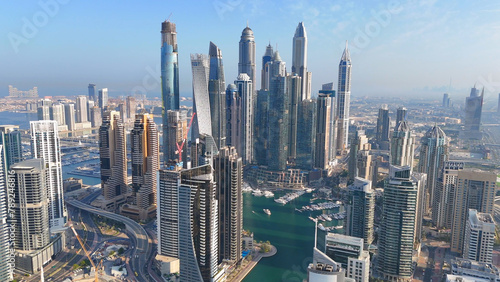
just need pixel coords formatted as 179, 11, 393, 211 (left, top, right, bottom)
161, 20, 180, 165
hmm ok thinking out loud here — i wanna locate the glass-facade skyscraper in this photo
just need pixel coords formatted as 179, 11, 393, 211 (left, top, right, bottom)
238, 26, 256, 89
208, 42, 226, 150
292, 22, 311, 100
161, 20, 180, 165
336, 42, 352, 154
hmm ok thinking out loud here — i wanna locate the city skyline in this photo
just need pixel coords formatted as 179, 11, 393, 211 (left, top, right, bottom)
3, 1, 500, 99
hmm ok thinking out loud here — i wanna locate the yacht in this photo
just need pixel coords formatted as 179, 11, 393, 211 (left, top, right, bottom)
263, 209, 271, 215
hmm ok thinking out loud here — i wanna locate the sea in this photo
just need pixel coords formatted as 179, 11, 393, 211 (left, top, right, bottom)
0, 110, 343, 281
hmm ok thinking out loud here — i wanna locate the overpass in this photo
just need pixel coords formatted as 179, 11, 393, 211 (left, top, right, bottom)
66, 199, 152, 282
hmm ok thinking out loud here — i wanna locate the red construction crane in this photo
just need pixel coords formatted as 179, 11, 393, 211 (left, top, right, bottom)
175, 112, 196, 164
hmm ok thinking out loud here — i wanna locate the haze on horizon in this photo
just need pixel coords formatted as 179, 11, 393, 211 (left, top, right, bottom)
2, 0, 500, 101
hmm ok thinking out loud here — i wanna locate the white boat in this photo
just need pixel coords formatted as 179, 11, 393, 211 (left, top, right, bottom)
263, 191, 275, 198
252, 189, 263, 196
263, 209, 271, 215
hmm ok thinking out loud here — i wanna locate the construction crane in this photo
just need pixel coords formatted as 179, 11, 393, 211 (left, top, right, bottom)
70, 224, 100, 282
175, 112, 196, 165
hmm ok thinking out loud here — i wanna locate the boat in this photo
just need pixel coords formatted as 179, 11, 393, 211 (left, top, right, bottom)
252, 189, 263, 197
263, 191, 274, 198
263, 209, 271, 215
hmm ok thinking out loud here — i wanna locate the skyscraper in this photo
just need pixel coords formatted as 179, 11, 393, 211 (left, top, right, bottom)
443, 93, 450, 108
345, 177, 375, 248
267, 51, 289, 171
377, 165, 418, 281
0, 146, 12, 281
320, 83, 337, 162
315, 92, 333, 169
395, 106, 407, 128
121, 114, 159, 221
287, 74, 301, 161
434, 161, 464, 229
232, 74, 254, 164
208, 42, 227, 150
451, 170, 496, 254
76, 95, 88, 123
88, 83, 97, 102
390, 121, 414, 167
376, 105, 390, 150
86, 100, 95, 121
161, 20, 180, 166
126, 96, 136, 121
165, 110, 187, 166
464, 209, 495, 263
296, 99, 316, 169
9, 159, 50, 251
157, 165, 219, 281
191, 54, 214, 147
99, 111, 128, 211
90, 106, 102, 128
254, 89, 269, 165
292, 22, 312, 100
98, 88, 108, 109
37, 105, 50, 120
417, 125, 448, 218
214, 147, 243, 264
0, 125, 23, 172
336, 42, 352, 154
64, 103, 76, 131
260, 44, 273, 90
238, 25, 256, 88
30, 120, 66, 230
464, 86, 483, 133
50, 103, 66, 128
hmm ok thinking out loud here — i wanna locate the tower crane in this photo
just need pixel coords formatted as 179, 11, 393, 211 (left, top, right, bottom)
70, 224, 101, 282
175, 112, 196, 165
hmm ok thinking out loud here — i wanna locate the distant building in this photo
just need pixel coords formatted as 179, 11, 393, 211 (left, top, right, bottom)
37, 105, 50, 120
76, 95, 88, 123
90, 106, 102, 128
451, 170, 496, 254
497, 93, 500, 113
464, 209, 495, 263
50, 103, 66, 128
121, 114, 159, 221
345, 177, 374, 248
30, 121, 67, 230
8, 85, 38, 98
64, 103, 76, 131
395, 106, 407, 128
99, 111, 128, 212
98, 88, 108, 109
88, 83, 97, 102
260, 44, 273, 90
464, 86, 483, 133
126, 96, 136, 122
376, 105, 390, 150
63, 177, 83, 192
443, 93, 450, 107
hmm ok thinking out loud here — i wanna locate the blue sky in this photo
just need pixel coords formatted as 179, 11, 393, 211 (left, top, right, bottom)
2, 0, 500, 102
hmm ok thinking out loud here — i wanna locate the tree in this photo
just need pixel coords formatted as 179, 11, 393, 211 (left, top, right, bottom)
109, 250, 116, 256
118, 247, 124, 255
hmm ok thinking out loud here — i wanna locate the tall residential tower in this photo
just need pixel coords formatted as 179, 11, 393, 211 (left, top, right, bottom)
336, 42, 352, 154
292, 22, 312, 100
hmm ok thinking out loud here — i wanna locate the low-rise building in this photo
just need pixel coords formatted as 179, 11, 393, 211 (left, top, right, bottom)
451, 258, 500, 282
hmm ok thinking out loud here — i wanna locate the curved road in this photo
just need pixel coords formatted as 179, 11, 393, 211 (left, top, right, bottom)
66, 199, 152, 282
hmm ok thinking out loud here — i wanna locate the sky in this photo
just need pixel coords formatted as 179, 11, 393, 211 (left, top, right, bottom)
2, 0, 500, 102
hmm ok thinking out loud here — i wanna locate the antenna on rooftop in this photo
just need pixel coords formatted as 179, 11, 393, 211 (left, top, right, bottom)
166, 13, 173, 22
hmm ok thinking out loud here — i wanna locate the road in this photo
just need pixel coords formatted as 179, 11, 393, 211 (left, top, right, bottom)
66, 199, 153, 282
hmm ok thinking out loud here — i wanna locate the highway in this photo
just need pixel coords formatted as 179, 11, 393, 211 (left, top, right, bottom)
66, 199, 153, 282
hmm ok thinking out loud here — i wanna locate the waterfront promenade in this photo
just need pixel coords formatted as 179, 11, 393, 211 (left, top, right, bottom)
231, 245, 277, 282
